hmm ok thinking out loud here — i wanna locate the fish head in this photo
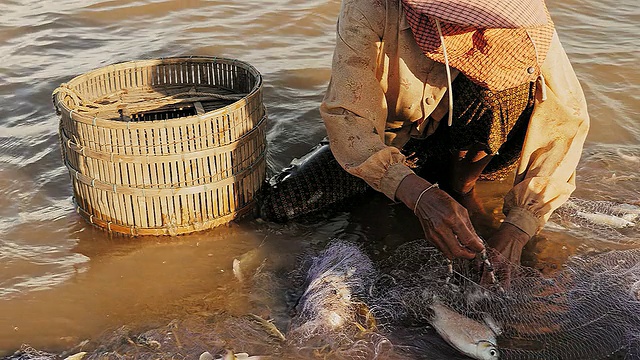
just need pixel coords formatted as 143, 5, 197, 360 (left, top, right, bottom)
476, 340, 499, 360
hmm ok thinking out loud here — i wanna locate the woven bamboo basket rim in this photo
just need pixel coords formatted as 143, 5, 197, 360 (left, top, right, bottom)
60, 114, 267, 164
53, 56, 263, 129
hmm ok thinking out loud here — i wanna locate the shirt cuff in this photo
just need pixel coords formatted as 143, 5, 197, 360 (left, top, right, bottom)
503, 207, 541, 238
380, 163, 415, 201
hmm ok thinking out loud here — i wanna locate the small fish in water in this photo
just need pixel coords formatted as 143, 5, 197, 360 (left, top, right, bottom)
64, 353, 87, 360
429, 301, 500, 360
215, 350, 269, 360
200, 352, 214, 360
611, 204, 640, 222
622, 213, 639, 223
576, 211, 635, 228
246, 313, 287, 343
616, 149, 640, 163
232, 246, 267, 283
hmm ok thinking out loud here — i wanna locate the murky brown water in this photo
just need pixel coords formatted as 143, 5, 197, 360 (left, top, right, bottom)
0, 0, 638, 357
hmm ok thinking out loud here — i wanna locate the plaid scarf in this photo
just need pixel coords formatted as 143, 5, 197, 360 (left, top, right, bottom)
402, 0, 555, 91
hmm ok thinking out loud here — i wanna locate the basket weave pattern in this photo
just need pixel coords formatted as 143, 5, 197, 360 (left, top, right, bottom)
54, 57, 267, 236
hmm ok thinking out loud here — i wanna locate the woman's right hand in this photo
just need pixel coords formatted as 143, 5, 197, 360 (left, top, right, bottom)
396, 174, 485, 259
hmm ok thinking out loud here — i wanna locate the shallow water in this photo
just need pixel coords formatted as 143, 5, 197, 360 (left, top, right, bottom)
0, 0, 638, 357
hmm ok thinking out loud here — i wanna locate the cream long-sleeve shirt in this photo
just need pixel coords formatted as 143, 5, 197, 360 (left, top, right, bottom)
320, 0, 590, 237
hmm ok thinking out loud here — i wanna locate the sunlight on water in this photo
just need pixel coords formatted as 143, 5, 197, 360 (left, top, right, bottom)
0, 0, 638, 356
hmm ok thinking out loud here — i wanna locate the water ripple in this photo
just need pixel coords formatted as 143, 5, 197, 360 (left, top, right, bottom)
0, 0, 637, 353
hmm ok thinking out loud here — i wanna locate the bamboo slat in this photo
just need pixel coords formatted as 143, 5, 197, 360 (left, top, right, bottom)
53, 57, 267, 236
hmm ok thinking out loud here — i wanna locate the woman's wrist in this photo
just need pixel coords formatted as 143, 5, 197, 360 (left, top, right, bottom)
504, 207, 540, 238
498, 222, 532, 246
395, 174, 434, 210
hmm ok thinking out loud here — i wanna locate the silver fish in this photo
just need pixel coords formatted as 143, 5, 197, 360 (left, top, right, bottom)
429, 301, 500, 360
576, 211, 635, 228
64, 353, 87, 360
216, 350, 270, 360
232, 247, 267, 283
611, 204, 640, 222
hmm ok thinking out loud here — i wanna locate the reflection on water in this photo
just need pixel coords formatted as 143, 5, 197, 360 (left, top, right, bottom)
0, 0, 638, 356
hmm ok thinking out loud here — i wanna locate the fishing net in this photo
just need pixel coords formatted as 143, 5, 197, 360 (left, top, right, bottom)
285, 242, 472, 360
552, 143, 640, 245
3, 346, 58, 360
549, 197, 640, 243
371, 240, 640, 360
9, 238, 640, 360
286, 241, 395, 360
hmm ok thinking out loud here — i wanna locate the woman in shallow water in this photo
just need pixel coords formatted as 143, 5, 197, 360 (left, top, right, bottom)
320, 0, 590, 264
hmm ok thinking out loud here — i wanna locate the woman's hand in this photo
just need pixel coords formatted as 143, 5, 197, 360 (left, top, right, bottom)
487, 222, 530, 264
483, 222, 531, 287
396, 174, 485, 259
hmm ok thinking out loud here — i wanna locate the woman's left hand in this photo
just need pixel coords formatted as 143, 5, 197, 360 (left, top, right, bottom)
484, 222, 531, 286
487, 222, 530, 264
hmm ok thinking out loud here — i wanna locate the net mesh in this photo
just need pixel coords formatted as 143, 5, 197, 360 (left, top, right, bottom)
285, 241, 395, 360
550, 197, 640, 243
4, 346, 59, 360
371, 240, 640, 360
9, 237, 640, 360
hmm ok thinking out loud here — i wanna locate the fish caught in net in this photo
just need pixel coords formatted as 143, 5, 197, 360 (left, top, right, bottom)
9, 237, 640, 360
549, 197, 640, 243
286, 241, 395, 360
371, 240, 640, 360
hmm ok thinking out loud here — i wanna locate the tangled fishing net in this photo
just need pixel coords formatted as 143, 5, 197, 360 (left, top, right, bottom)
251, 238, 640, 360
9, 236, 640, 360
3, 346, 59, 360
550, 197, 640, 244
283, 241, 396, 359
370, 239, 640, 360
258, 143, 370, 223
552, 143, 640, 244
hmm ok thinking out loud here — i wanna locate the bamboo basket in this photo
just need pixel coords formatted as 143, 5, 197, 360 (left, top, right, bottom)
53, 56, 267, 236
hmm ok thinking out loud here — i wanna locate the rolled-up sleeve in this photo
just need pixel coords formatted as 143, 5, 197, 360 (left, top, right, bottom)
320, 0, 414, 200
503, 31, 590, 237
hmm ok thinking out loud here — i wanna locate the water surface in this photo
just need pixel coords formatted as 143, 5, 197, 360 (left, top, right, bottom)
0, 0, 638, 356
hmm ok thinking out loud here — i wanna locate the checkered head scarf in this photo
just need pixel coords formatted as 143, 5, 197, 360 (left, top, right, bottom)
402, 0, 555, 91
